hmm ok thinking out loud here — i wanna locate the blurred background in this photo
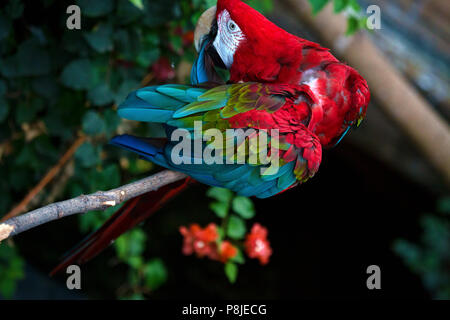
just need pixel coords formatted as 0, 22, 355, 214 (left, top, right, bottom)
0, 0, 448, 299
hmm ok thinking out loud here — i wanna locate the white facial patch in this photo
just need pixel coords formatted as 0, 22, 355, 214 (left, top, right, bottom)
213, 9, 245, 69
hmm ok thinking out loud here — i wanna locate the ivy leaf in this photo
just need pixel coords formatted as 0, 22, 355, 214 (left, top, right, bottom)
129, 0, 144, 10
309, 0, 330, 15
61, 59, 94, 90
207, 187, 233, 203
137, 48, 160, 68
117, 0, 144, 25
346, 16, 359, 35
76, 0, 114, 17
103, 109, 121, 135
226, 215, 246, 240
437, 197, 450, 215
32, 76, 59, 101
333, 0, 347, 13
75, 142, 100, 168
87, 84, 114, 106
115, 228, 147, 262
82, 111, 105, 135
84, 23, 114, 53
210, 201, 229, 218
230, 247, 245, 264
144, 258, 168, 290
224, 262, 238, 284
17, 39, 51, 76
0, 245, 25, 299
232, 196, 255, 219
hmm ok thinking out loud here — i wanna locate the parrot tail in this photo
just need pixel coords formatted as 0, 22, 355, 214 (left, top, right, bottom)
50, 176, 193, 276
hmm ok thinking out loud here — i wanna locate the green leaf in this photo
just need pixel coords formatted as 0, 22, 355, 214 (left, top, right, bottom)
82, 111, 105, 135
87, 84, 114, 106
75, 142, 100, 168
437, 197, 450, 215
103, 109, 121, 135
245, 0, 273, 13
137, 48, 160, 68
76, 0, 114, 17
116, 0, 144, 25
308, 0, 330, 15
207, 187, 233, 203
17, 39, 51, 76
115, 228, 147, 263
83, 23, 114, 53
333, 0, 347, 13
230, 248, 245, 264
15, 102, 38, 124
0, 245, 25, 299
32, 76, 59, 100
144, 258, 168, 290
226, 215, 246, 240
129, 0, 144, 10
346, 16, 359, 35
224, 262, 238, 284
61, 59, 94, 90
210, 201, 229, 218
232, 196, 255, 219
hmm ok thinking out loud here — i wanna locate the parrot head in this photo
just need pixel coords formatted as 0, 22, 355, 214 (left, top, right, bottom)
195, 0, 302, 82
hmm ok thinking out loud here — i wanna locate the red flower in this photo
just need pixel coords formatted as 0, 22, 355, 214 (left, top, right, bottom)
244, 223, 272, 265
218, 241, 238, 263
179, 223, 219, 258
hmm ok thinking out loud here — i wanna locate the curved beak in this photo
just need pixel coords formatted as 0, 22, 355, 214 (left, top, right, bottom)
194, 6, 217, 52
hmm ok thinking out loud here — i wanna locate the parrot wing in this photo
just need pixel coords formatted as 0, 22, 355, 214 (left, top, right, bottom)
112, 82, 322, 198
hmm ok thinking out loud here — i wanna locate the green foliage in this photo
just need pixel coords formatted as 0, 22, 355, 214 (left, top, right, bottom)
0, 0, 222, 299
393, 197, 450, 299
224, 262, 238, 283
206, 187, 261, 283
232, 196, 255, 219
227, 215, 246, 240
0, 245, 25, 299
308, 0, 369, 35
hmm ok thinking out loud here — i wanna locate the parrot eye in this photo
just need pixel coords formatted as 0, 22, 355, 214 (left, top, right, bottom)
227, 19, 240, 33
228, 21, 236, 31
213, 10, 245, 69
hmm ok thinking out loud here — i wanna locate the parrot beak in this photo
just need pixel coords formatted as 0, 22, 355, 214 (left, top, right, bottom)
194, 6, 217, 52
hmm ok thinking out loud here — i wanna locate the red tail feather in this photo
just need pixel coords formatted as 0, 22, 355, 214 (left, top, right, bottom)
50, 177, 193, 276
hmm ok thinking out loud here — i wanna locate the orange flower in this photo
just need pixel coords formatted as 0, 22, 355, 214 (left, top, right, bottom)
218, 241, 238, 263
179, 223, 219, 258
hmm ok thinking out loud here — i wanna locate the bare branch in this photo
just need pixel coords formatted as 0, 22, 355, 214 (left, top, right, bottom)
0, 170, 187, 241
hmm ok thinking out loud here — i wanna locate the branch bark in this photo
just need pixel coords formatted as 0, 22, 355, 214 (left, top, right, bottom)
0, 170, 187, 241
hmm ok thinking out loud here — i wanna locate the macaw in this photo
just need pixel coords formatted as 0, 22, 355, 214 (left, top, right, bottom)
51, 0, 369, 274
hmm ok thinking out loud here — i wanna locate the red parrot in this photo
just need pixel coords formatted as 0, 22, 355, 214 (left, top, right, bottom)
51, 0, 369, 274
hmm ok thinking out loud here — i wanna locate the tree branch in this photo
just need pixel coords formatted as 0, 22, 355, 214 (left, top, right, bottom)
0, 170, 187, 242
